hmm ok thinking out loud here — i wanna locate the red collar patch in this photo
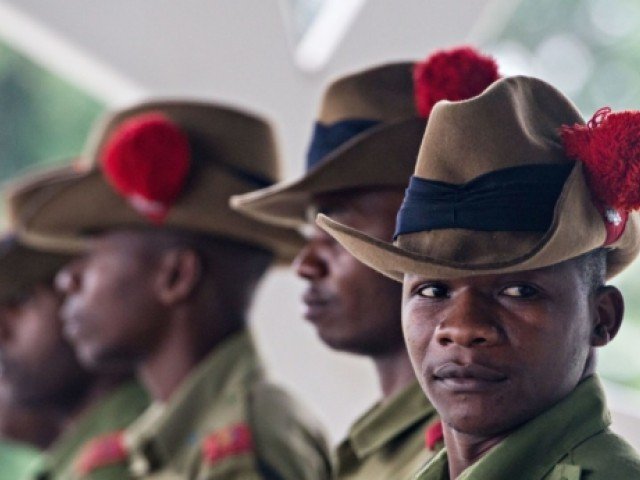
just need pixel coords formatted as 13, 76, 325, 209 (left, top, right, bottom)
202, 423, 253, 464
425, 421, 444, 451
74, 430, 128, 475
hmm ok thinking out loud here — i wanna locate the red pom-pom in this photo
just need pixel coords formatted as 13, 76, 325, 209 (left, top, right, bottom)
561, 107, 640, 212
413, 46, 500, 118
101, 112, 191, 223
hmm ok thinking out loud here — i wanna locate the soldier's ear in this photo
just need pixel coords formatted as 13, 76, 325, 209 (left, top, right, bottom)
154, 248, 202, 306
590, 285, 624, 347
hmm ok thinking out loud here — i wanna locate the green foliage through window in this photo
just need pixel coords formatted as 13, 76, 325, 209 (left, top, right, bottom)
0, 41, 104, 181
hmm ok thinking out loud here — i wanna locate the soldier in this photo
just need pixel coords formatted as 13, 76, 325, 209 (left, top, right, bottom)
8, 101, 332, 479
232, 47, 500, 479
0, 236, 67, 480
0, 234, 149, 480
0, 371, 47, 480
316, 75, 640, 478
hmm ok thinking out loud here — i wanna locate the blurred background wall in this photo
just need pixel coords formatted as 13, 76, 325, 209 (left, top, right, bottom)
0, 0, 638, 446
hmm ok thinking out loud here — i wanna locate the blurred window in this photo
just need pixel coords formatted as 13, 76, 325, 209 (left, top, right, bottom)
0, 40, 103, 181
285, 0, 326, 42
282, 0, 367, 72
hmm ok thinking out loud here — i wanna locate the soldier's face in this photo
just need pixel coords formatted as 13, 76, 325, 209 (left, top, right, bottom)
56, 231, 170, 371
402, 259, 622, 438
294, 189, 405, 356
0, 283, 91, 407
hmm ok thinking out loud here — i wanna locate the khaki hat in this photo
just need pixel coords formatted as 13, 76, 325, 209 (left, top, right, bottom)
7, 101, 304, 261
231, 47, 500, 228
0, 234, 70, 304
317, 76, 640, 281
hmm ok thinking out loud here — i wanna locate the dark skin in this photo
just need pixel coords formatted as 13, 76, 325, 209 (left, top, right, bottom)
56, 230, 261, 401
0, 284, 90, 408
295, 188, 415, 398
0, 282, 123, 449
0, 379, 60, 449
402, 259, 623, 479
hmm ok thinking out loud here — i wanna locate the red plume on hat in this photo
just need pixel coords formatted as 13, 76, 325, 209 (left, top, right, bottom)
413, 46, 500, 118
561, 107, 640, 244
100, 112, 191, 223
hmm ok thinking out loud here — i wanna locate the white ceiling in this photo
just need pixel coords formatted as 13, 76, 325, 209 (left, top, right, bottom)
0, 0, 496, 175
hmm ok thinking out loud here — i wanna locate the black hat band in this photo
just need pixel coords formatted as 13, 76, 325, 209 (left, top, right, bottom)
394, 163, 574, 240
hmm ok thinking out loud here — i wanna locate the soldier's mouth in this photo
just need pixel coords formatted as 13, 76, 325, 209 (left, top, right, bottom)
433, 362, 508, 393
301, 290, 334, 322
61, 312, 86, 342
302, 299, 332, 321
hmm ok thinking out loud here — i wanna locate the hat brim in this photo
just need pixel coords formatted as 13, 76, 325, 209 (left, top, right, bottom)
231, 117, 426, 228
0, 235, 72, 303
316, 163, 640, 281
9, 164, 305, 263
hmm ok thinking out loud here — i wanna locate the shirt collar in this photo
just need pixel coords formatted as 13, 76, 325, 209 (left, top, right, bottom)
348, 381, 436, 458
125, 330, 259, 469
38, 380, 146, 476
414, 449, 449, 480
414, 375, 610, 480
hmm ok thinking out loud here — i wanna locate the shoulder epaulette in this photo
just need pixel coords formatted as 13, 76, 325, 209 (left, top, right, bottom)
425, 420, 444, 451
74, 430, 128, 475
202, 423, 253, 465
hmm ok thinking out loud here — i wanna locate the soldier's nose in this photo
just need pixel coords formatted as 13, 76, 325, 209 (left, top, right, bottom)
293, 243, 328, 281
55, 264, 80, 294
435, 291, 502, 348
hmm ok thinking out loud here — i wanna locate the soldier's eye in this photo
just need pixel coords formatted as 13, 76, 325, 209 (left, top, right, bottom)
416, 283, 449, 299
501, 285, 538, 298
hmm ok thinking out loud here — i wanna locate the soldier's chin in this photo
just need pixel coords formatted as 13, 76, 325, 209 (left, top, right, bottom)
75, 343, 138, 375
444, 416, 513, 438
316, 329, 379, 356
439, 403, 539, 439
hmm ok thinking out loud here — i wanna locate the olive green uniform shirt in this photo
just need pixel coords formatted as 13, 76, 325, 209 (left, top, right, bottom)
124, 331, 332, 479
30, 380, 149, 480
413, 375, 640, 480
0, 439, 40, 480
335, 381, 440, 479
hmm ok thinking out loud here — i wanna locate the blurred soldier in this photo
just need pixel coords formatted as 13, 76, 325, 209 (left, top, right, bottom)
9, 101, 332, 479
317, 76, 640, 478
0, 380, 47, 480
0, 236, 67, 480
0, 235, 148, 480
232, 47, 500, 479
